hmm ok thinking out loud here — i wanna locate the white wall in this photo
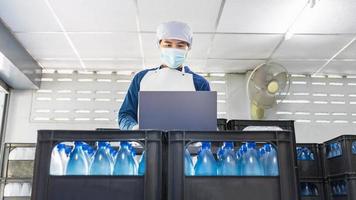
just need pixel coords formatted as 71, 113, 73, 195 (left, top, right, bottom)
5, 90, 115, 143
4, 72, 356, 144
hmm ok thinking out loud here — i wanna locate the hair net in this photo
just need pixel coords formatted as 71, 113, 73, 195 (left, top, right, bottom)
156, 21, 193, 48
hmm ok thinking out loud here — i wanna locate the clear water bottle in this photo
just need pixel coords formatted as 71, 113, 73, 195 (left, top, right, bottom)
194, 142, 217, 176
128, 143, 138, 172
220, 142, 238, 176
113, 141, 137, 175
138, 151, 145, 175
238, 144, 248, 175
90, 142, 113, 175
66, 141, 89, 175
50, 144, 65, 176
243, 142, 263, 176
216, 146, 224, 175
81, 142, 95, 163
184, 148, 194, 176
301, 183, 313, 196
264, 144, 279, 176
352, 142, 356, 154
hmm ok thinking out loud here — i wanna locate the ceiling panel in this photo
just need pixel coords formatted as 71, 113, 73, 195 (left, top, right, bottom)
48, 0, 137, 32
209, 34, 282, 59
272, 35, 354, 59
141, 33, 213, 59
336, 41, 356, 59
293, 0, 356, 34
69, 33, 142, 58
272, 60, 326, 74
217, 0, 308, 33
15, 33, 76, 59
138, 0, 222, 32
321, 60, 356, 74
0, 0, 60, 32
206, 59, 264, 73
83, 59, 144, 70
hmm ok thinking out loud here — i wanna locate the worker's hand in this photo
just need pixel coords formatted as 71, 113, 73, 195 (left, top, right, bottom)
132, 124, 139, 130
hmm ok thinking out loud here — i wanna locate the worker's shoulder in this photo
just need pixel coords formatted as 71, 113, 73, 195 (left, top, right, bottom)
133, 67, 158, 80
185, 67, 209, 84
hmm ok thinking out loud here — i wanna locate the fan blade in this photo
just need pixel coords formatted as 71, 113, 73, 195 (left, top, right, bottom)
251, 89, 276, 109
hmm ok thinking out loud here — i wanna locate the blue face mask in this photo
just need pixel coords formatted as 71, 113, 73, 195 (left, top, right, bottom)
160, 48, 188, 69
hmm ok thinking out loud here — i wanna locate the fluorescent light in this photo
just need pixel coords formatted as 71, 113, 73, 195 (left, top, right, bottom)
37, 90, 52, 93
276, 111, 293, 115
314, 112, 330, 116
329, 82, 344, 86
295, 112, 310, 115
312, 93, 327, 97
313, 101, 328, 104
316, 120, 331, 123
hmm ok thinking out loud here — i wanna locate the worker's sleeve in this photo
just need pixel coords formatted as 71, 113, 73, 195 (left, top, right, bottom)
193, 74, 211, 91
118, 71, 147, 130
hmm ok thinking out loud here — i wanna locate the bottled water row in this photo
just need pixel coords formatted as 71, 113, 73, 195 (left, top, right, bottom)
50, 141, 145, 176
4, 182, 31, 197
185, 141, 279, 176
300, 183, 319, 196
327, 142, 342, 158
296, 147, 315, 161
331, 180, 347, 196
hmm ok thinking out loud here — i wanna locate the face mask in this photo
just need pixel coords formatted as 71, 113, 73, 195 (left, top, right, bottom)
160, 48, 188, 69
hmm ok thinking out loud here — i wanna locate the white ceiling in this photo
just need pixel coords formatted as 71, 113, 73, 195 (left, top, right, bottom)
0, 0, 356, 74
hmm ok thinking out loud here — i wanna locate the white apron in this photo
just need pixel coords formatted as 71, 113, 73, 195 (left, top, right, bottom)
140, 66, 195, 91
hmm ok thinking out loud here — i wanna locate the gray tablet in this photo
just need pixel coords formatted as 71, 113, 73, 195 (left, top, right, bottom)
139, 91, 217, 131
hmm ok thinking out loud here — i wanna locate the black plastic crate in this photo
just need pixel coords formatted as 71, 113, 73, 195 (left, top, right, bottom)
326, 174, 356, 200
31, 130, 162, 200
167, 130, 299, 200
217, 119, 227, 131
297, 143, 324, 179
300, 178, 326, 200
227, 119, 295, 131
323, 135, 356, 176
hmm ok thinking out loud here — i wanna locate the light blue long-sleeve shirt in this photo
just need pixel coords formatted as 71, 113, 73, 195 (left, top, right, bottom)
118, 66, 211, 130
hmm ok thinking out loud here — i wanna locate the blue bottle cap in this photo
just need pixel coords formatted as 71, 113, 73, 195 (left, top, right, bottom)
57, 143, 66, 150
97, 141, 108, 148
74, 141, 84, 146
223, 142, 234, 149
201, 142, 211, 149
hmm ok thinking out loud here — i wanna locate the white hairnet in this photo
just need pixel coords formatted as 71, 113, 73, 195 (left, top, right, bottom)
156, 21, 193, 48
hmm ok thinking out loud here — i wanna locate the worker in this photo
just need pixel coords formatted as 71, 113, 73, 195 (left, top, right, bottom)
118, 21, 211, 130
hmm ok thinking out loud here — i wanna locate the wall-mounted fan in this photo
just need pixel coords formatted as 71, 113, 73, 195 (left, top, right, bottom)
247, 62, 290, 119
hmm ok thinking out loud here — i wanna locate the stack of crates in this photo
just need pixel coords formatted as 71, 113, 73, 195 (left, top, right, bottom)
296, 143, 326, 200
323, 135, 356, 200
31, 130, 163, 200
1, 143, 36, 200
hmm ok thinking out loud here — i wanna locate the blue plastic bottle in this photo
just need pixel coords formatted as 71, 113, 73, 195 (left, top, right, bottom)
138, 151, 145, 175
238, 144, 248, 175
66, 141, 89, 175
113, 141, 137, 175
220, 142, 238, 176
301, 183, 312, 196
264, 144, 279, 176
185, 149, 194, 176
194, 142, 217, 176
243, 142, 263, 176
89, 142, 113, 175
352, 142, 356, 154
